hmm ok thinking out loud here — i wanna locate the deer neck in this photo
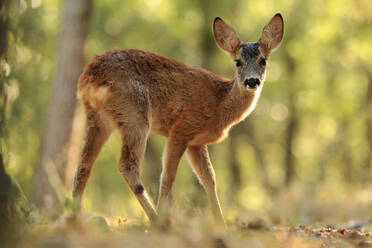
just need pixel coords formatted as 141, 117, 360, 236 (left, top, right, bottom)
219, 79, 261, 129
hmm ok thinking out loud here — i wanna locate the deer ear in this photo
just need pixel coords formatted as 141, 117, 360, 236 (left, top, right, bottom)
213, 17, 241, 57
258, 13, 284, 56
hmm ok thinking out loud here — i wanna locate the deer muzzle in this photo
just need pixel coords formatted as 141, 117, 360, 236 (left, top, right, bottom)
244, 78, 261, 88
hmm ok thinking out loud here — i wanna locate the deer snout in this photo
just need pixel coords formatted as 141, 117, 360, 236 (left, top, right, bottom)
244, 78, 261, 88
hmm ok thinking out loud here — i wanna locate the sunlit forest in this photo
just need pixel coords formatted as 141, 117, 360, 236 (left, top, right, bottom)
1, 0, 372, 247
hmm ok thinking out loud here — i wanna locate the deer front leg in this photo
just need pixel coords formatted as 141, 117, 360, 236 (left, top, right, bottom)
157, 135, 188, 215
186, 145, 225, 224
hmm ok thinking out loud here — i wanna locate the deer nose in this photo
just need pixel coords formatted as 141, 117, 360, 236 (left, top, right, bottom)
244, 78, 261, 88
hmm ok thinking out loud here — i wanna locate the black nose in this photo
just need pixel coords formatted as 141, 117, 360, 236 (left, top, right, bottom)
244, 78, 261, 88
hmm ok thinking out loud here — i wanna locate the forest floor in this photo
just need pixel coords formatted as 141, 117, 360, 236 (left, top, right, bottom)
8, 186, 372, 248
15, 214, 372, 248
11, 204, 371, 248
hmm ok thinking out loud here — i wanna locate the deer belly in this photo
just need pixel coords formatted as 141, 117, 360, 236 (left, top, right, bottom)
189, 128, 229, 146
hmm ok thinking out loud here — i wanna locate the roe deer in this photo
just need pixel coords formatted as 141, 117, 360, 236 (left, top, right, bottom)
73, 14, 284, 224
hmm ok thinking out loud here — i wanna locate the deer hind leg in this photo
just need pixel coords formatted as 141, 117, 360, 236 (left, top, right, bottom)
118, 123, 157, 221
186, 145, 225, 224
73, 107, 113, 206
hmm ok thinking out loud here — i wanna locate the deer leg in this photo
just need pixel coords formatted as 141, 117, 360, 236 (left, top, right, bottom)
118, 125, 157, 222
156, 135, 188, 214
73, 109, 112, 207
186, 145, 225, 224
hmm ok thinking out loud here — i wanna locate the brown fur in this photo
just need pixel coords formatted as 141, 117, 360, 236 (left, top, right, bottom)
72, 14, 284, 224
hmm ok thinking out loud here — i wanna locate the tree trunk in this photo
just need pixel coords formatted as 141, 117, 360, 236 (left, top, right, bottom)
0, 154, 15, 246
284, 100, 297, 186
198, 0, 215, 71
284, 54, 298, 187
244, 121, 278, 195
228, 128, 242, 194
0, 0, 16, 244
31, 0, 92, 209
364, 71, 372, 179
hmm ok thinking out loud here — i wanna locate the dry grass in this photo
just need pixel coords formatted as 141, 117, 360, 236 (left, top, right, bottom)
15, 209, 371, 248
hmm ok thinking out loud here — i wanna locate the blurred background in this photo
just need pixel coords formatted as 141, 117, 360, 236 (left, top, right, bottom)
1, 0, 372, 226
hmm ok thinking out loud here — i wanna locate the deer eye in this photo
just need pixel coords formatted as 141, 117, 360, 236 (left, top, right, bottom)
260, 58, 267, 66
235, 60, 242, 67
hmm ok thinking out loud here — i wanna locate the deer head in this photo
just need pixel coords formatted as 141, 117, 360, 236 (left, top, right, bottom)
213, 14, 284, 92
